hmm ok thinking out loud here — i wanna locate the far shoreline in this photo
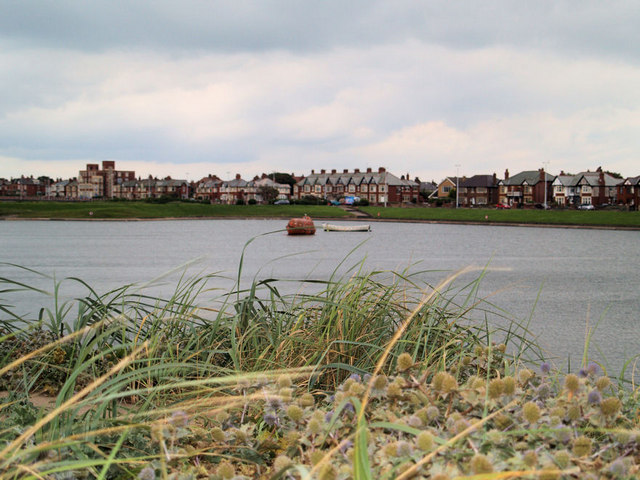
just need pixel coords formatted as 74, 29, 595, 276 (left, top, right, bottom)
2, 215, 639, 231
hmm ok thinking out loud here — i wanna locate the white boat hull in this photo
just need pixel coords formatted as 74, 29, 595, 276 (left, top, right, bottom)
322, 223, 371, 232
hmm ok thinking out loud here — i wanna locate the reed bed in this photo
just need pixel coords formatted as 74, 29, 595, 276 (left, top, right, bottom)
1, 260, 637, 479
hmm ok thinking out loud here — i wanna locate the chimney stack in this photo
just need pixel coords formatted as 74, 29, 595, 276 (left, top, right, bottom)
378, 167, 386, 173
321, 169, 326, 174
504, 169, 509, 180
354, 168, 360, 173
331, 169, 337, 174
343, 169, 349, 173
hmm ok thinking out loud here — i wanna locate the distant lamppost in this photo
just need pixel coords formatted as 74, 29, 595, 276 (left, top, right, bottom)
455, 164, 460, 208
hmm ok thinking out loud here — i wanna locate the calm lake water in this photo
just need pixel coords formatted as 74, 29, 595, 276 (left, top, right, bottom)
1, 219, 638, 377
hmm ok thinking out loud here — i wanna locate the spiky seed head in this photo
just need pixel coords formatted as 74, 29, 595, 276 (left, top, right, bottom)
488, 378, 505, 399
277, 374, 292, 388
216, 461, 235, 479
211, 427, 225, 442
567, 403, 581, 422
279, 387, 293, 402
469, 454, 493, 474
550, 406, 565, 419
606, 459, 629, 477
348, 382, 365, 396
416, 431, 434, 451
496, 343, 507, 353
138, 466, 156, 480
523, 451, 538, 467
596, 376, 611, 391
407, 415, 423, 428
373, 374, 388, 390
318, 463, 337, 480
426, 405, 440, 421
273, 455, 292, 473
310, 450, 325, 466
299, 392, 315, 407
564, 374, 580, 394
432, 372, 458, 394
503, 376, 516, 396
494, 413, 512, 430
554, 450, 571, 468
462, 356, 472, 366
600, 397, 622, 417
555, 427, 572, 444
386, 382, 403, 398
518, 369, 534, 385
452, 418, 471, 435
572, 435, 592, 457
286, 404, 304, 422
396, 440, 413, 457
307, 418, 322, 435
522, 401, 541, 424
311, 410, 325, 422
538, 465, 560, 480
396, 352, 414, 372
383, 443, 397, 457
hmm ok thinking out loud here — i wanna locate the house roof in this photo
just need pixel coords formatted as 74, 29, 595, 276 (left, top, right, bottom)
296, 170, 417, 188
460, 175, 498, 188
501, 170, 555, 186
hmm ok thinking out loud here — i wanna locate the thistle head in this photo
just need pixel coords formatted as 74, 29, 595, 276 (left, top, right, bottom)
416, 431, 434, 451
600, 397, 622, 417
572, 435, 592, 457
216, 461, 235, 479
286, 404, 304, 422
396, 352, 414, 372
587, 389, 602, 405
522, 401, 541, 424
488, 378, 505, 399
469, 454, 494, 474
540, 362, 551, 374
564, 374, 580, 394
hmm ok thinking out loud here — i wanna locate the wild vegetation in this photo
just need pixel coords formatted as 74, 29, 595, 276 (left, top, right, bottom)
0, 258, 638, 479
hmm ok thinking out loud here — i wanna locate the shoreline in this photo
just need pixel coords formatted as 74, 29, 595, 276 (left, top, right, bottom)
2, 215, 639, 231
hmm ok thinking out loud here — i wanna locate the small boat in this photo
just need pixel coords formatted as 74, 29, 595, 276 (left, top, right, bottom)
286, 215, 316, 235
322, 223, 371, 232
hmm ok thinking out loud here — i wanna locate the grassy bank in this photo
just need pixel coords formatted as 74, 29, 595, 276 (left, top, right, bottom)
361, 206, 640, 228
1, 262, 638, 479
0, 201, 351, 220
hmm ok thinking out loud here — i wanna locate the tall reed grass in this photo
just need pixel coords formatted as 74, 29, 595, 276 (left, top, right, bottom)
1, 255, 636, 479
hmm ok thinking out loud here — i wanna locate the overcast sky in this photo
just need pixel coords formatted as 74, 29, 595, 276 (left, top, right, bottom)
2, 1, 640, 182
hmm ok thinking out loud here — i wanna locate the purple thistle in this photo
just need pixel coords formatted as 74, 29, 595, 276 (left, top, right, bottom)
540, 362, 551, 374
138, 466, 156, 480
587, 389, 602, 405
578, 368, 588, 378
263, 412, 279, 427
324, 411, 334, 423
348, 373, 362, 382
587, 361, 600, 377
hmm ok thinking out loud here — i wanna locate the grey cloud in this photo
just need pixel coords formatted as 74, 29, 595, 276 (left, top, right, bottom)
2, 1, 640, 61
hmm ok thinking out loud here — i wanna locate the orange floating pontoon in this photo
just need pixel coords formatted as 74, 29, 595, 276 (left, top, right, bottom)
286, 215, 316, 235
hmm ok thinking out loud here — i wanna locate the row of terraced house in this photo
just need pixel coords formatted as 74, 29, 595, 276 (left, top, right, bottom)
433, 167, 640, 208
2, 161, 640, 208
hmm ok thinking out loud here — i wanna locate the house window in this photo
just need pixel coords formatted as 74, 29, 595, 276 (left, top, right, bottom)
524, 186, 532, 193
315, 185, 322, 193
443, 186, 451, 193
370, 185, 377, 192
325, 186, 332, 193
370, 194, 376, 202
379, 185, 386, 193
348, 184, 355, 193
582, 186, 591, 193
361, 184, 368, 193
304, 185, 310, 192
500, 186, 506, 193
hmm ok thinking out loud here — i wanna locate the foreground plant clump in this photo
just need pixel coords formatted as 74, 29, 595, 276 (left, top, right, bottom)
1, 263, 638, 479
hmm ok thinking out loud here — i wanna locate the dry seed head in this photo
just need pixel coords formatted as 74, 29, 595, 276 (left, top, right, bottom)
383, 443, 397, 457
518, 369, 534, 385
488, 378, 505, 399
396, 352, 414, 372
572, 435, 592, 457
348, 382, 365, 396
553, 450, 571, 468
273, 455, 293, 473
426, 405, 440, 421
386, 382, 403, 398
494, 413, 512, 430
307, 418, 322, 435
396, 440, 413, 457
567, 403, 581, 422
310, 450, 325, 466
211, 427, 225, 442
216, 461, 235, 479
299, 392, 315, 407
462, 356, 472, 366
503, 376, 516, 396
279, 387, 293, 402
522, 401, 541, 424
469, 454, 494, 474
286, 404, 304, 422
596, 376, 611, 391
373, 374, 388, 390
277, 374, 292, 388
318, 463, 337, 480
523, 450, 538, 467
564, 374, 580, 394
600, 397, 622, 417
416, 431, 434, 451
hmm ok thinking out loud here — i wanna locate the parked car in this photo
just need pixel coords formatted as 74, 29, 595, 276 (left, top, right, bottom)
578, 204, 595, 210
495, 203, 511, 209
274, 199, 290, 205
